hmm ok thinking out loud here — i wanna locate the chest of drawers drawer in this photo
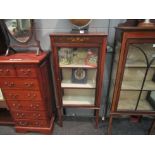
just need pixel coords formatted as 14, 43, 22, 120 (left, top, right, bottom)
0, 65, 16, 77
0, 78, 40, 90
15, 119, 50, 127
16, 66, 37, 77
3, 90, 42, 101
7, 100, 46, 111
12, 111, 48, 120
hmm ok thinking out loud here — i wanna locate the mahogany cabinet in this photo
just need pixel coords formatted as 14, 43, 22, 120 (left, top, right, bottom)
0, 52, 55, 134
50, 33, 107, 128
108, 27, 155, 134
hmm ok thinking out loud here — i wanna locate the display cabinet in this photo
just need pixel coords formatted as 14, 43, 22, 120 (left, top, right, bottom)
108, 27, 155, 134
50, 33, 107, 128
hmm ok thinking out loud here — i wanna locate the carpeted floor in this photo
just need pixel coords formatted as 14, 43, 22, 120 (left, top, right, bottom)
0, 116, 153, 135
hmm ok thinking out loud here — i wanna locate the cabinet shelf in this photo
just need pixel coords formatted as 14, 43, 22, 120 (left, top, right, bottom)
63, 95, 95, 106
115, 60, 155, 68
59, 64, 97, 69
121, 81, 155, 91
117, 99, 154, 111
61, 80, 96, 88
125, 62, 155, 68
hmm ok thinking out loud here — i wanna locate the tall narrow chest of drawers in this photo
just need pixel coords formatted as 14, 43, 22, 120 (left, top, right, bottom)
0, 52, 55, 134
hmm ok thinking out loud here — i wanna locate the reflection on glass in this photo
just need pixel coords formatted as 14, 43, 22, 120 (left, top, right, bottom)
58, 48, 98, 67
5, 19, 31, 43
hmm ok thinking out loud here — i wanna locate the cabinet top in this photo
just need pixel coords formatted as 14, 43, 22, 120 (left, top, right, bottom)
50, 32, 107, 37
0, 52, 48, 64
116, 26, 155, 31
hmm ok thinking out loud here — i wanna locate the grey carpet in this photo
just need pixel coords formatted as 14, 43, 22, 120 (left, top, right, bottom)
0, 116, 153, 135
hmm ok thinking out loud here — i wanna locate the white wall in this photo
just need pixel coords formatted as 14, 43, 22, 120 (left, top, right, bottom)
35, 19, 126, 50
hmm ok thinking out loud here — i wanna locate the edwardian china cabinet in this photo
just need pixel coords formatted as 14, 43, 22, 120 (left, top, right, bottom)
50, 33, 107, 128
108, 26, 155, 134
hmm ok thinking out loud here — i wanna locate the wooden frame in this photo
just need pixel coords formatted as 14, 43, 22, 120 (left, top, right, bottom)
108, 27, 155, 134
50, 33, 107, 128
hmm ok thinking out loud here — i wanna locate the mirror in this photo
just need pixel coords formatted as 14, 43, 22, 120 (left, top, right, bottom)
3, 19, 43, 56
5, 19, 32, 43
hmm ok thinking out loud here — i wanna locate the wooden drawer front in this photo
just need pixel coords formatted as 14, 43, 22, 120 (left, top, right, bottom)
16, 66, 37, 77
15, 119, 49, 127
3, 90, 42, 101
0, 66, 16, 77
7, 101, 46, 111
0, 78, 39, 90
12, 111, 48, 120
54, 36, 103, 43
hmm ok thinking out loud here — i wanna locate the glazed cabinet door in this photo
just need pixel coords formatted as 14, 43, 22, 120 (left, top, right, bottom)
57, 47, 99, 107
112, 42, 155, 112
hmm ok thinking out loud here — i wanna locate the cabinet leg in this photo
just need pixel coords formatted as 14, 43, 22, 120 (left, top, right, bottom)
148, 119, 155, 135
108, 115, 113, 135
95, 109, 99, 129
58, 108, 63, 127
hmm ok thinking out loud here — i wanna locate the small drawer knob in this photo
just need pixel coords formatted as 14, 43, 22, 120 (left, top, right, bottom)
6, 69, 9, 73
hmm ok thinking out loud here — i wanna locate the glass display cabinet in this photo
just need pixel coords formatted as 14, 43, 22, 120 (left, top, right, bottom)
50, 33, 107, 128
108, 27, 155, 134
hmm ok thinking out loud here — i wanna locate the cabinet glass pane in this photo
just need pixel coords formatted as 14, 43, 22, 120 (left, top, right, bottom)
137, 91, 154, 111
58, 47, 98, 106
117, 43, 155, 111
58, 48, 98, 68
61, 68, 97, 88
62, 89, 95, 106
117, 91, 147, 110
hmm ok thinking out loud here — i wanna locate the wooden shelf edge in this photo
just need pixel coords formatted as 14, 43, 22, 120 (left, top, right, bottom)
63, 105, 99, 109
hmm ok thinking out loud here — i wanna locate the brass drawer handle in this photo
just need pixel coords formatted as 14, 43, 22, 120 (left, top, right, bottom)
6, 69, 9, 73
30, 104, 39, 110
24, 82, 34, 88
9, 94, 18, 99
33, 113, 41, 118
18, 121, 28, 126
27, 93, 36, 99
21, 69, 31, 75
12, 103, 21, 109
34, 122, 40, 126
4, 82, 15, 87
16, 113, 25, 118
